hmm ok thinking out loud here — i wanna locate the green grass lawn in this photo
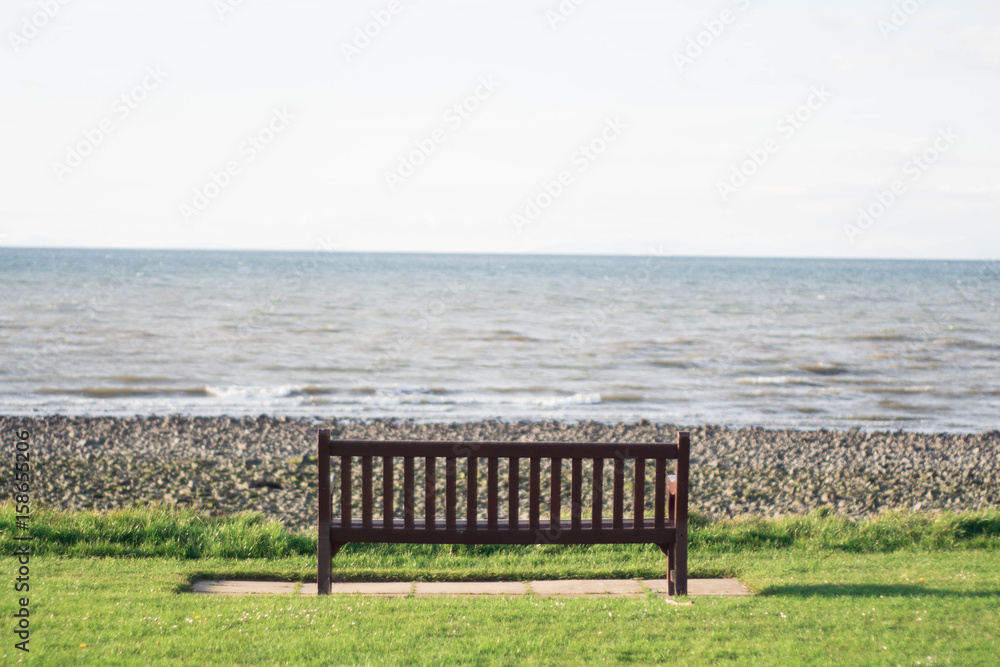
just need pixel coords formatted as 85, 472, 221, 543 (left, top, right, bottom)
3, 506, 999, 665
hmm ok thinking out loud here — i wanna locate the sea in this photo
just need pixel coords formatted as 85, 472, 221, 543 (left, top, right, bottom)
1, 248, 998, 432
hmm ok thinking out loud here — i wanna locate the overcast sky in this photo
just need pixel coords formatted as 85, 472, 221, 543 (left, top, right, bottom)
2, 0, 998, 258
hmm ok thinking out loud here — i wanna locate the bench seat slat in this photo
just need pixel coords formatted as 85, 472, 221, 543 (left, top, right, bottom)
331, 518, 676, 545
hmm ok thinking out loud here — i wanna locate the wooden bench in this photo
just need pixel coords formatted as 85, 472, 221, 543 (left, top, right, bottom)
317, 430, 690, 595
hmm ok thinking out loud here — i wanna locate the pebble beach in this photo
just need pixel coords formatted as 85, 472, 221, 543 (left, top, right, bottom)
5, 416, 998, 532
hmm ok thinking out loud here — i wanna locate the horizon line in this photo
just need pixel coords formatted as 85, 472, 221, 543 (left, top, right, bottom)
0, 244, 996, 263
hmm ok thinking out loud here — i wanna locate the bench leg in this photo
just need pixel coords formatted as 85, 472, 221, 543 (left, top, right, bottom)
318, 522, 331, 595
318, 538, 344, 595
674, 536, 688, 596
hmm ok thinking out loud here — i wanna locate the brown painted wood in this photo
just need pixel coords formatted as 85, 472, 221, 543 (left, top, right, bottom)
571, 458, 582, 530
403, 457, 415, 529
674, 432, 690, 595
529, 458, 540, 530
317, 432, 689, 595
592, 458, 603, 530
466, 456, 478, 531
317, 430, 331, 595
508, 457, 519, 530
330, 440, 677, 459
361, 456, 373, 529
445, 456, 457, 530
382, 456, 393, 528
340, 455, 352, 529
425, 457, 436, 529
654, 457, 666, 529
487, 457, 499, 530
550, 457, 562, 529
633, 458, 645, 530
331, 519, 676, 545
613, 456, 624, 530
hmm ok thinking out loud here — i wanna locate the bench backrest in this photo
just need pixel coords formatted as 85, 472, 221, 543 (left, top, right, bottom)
318, 431, 689, 544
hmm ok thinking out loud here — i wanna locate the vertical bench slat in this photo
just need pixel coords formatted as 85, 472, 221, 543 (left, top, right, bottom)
466, 456, 478, 530
446, 456, 457, 530
425, 457, 436, 529
508, 457, 520, 530
529, 458, 541, 530
613, 456, 624, 530
487, 457, 499, 529
633, 458, 645, 529
592, 458, 603, 529
654, 457, 666, 528
550, 457, 562, 530
571, 458, 582, 530
340, 455, 352, 528
361, 456, 373, 528
403, 457, 415, 529
382, 456, 394, 528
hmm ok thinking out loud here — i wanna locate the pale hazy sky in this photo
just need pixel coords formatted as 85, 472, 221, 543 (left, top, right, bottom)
2, 0, 998, 258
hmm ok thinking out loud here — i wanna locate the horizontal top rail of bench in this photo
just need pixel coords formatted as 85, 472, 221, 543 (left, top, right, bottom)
326, 439, 679, 459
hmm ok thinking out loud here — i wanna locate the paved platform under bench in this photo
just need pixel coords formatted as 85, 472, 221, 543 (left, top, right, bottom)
192, 578, 751, 598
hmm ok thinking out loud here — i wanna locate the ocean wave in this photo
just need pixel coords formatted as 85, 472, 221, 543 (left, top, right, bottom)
203, 385, 301, 399
933, 338, 1000, 351
37, 386, 211, 399
485, 330, 541, 342
600, 393, 644, 403
846, 333, 911, 342
734, 376, 820, 386
798, 363, 849, 376
648, 359, 694, 369
863, 386, 936, 395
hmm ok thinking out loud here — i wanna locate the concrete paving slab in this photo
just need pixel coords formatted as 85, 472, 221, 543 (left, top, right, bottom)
192, 580, 297, 595
643, 579, 752, 597
414, 581, 529, 596
193, 578, 752, 598
529, 579, 644, 597
298, 582, 413, 597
